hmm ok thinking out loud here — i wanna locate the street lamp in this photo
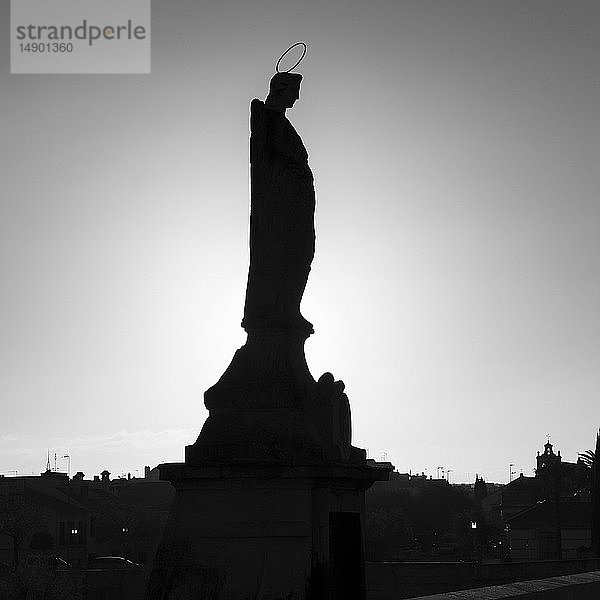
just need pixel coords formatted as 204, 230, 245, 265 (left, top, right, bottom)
437, 466, 444, 479
509, 463, 516, 483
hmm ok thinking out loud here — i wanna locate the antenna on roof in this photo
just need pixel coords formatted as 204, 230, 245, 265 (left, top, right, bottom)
46, 450, 51, 472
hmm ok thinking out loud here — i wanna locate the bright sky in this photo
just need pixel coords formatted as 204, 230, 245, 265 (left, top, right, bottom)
1, 0, 599, 483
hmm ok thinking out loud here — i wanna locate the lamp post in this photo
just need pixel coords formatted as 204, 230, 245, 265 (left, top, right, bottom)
62, 455, 71, 478
509, 463, 515, 483
470, 520, 478, 561
437, 466, 444, 480
505, 524, 512, 561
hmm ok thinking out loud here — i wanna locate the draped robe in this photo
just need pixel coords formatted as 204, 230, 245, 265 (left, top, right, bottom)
242, 99, 315, 334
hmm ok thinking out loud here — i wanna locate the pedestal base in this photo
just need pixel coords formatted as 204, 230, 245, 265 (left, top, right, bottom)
146, 460, 390, 600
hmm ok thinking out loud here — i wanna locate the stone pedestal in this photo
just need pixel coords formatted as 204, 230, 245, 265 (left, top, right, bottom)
146, 460, 389, 600
146, 328, 391, 599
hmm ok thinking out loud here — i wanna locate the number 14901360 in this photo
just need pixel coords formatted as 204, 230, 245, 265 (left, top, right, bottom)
19, 42, 73, 53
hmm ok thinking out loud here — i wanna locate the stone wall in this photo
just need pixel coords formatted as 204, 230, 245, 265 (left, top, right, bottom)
366, 559, 600, 599
407, 571, 600, 599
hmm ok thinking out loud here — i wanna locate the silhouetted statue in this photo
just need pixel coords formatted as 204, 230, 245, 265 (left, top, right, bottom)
242, 72, 315, 334
187, 68, 357, 462
146, 51, 391, 600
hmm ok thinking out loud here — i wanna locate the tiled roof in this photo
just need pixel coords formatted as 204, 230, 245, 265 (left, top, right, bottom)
23, 487, 88, 516
507, 500, 591, 529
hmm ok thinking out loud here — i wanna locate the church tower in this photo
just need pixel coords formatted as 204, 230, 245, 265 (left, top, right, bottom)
536, 440, 562, 476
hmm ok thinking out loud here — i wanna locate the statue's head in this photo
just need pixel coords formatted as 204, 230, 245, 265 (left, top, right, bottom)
266, 72, 302, 110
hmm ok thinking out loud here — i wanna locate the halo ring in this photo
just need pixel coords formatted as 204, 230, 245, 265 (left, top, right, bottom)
276, 42, 307, 73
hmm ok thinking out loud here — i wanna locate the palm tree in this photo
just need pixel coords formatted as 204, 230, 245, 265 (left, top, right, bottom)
578, 450, 596, 469
592, 430, 600, 556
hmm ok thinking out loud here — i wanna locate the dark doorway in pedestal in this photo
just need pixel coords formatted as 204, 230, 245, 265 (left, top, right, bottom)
329, 512, 362, 599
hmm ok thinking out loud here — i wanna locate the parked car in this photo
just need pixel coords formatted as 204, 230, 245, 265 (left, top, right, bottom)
23, 555, 71, 571
87, 556, 141, 570
50, 557, 71, 571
